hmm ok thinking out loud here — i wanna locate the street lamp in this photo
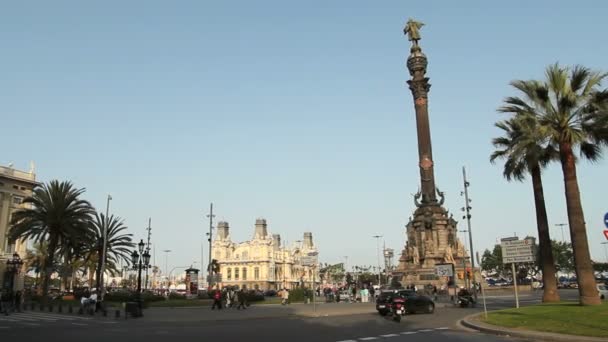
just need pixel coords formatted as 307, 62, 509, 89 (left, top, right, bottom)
5, 252, 24, 292
555, 223, 568, 242
131, 239, 151, 315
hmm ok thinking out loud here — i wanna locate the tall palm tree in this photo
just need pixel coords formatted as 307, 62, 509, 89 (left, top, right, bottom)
8, 180, 95, 303
89, 213, 134, 291
490, 115, 560, 302
500, 63, 608, 305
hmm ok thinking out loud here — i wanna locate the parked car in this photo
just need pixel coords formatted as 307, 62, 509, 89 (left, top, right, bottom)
598, 284, 608, 300
376, 290, 435, 316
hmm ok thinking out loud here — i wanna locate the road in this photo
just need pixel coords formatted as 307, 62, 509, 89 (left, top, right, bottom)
0, 289, 580, 342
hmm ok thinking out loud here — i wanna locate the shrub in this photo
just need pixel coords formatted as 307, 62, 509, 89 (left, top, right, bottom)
169, 292, 186, 300
287, 288, 309, 303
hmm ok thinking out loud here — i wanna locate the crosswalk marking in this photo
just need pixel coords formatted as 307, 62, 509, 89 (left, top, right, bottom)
0, 311, 98, 327
401, 331, 417, 335
380, 334, 399, 337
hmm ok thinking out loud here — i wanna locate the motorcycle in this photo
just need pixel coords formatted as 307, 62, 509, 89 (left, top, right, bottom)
457, 294, 476, 308
390, 296, 406, 322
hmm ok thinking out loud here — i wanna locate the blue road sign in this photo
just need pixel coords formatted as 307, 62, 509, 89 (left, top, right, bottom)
605, 212, 608, 228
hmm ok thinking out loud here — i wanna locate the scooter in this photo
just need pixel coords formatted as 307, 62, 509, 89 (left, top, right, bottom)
390, 296, 406, 322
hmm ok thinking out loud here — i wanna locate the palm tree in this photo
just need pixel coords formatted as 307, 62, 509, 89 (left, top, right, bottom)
8, 180, 95, 303
23, 241, 59, 293
499, 63, 608, 305
490, 115, 560, 302
89, 213, 134, 291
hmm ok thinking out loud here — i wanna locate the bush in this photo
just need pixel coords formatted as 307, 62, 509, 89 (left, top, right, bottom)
245, 290, 265, 303
169, 292, 186, 300
197, 290, 211, 299
287, 288, 310, 303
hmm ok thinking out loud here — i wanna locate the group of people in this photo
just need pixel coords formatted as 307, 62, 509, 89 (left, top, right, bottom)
211, 287, 248, 310
0, 289, 23, 315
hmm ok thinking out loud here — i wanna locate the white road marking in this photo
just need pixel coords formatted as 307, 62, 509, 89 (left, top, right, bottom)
335, 340, 357, 342
435, 327, 449, 330
380, 334, 399, 337
401, 331, 417, 335
21, 323, 41, 326
418, 329, 434, 332
359, 338, 378, 341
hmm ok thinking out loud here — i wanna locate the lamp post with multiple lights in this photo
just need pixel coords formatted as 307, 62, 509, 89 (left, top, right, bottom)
131, 239, 151, 313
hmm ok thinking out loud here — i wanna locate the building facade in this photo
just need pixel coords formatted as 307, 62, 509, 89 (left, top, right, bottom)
0, 163, 39, 290
212, 219, 319, 290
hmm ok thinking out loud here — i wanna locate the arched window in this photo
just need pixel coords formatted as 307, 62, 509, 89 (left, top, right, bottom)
242, 267, 247, 280
235, 268, 240, 280
254, 267, 260, 280
227, 268, 232, 280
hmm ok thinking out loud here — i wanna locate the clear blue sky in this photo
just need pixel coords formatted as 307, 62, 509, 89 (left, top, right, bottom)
2, 1, 608, 274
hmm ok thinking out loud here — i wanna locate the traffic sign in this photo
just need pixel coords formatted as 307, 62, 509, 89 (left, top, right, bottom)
435, 263, 454, 277
500, 238, 535, 264
301, 256, 318, 266
604, 230, 608, 240
604, 212, 608, 228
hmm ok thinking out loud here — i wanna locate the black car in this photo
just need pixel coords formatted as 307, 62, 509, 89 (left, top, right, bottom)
375, 290, 435, 315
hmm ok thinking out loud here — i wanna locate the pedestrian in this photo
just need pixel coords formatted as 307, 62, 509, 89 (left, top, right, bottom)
237, 289, 247, 310
14, 290, 22, 312
432, 285, 438, 301
211, 288, 222, 310
281, 288, 289, 305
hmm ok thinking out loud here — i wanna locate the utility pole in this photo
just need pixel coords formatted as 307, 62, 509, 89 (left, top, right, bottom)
206, 203, 215, 289
100, 194, 112, 301
144, 218, 152, 290
373, 235, 383, 286
462, 166, 477, 302
163, 249, 171, 289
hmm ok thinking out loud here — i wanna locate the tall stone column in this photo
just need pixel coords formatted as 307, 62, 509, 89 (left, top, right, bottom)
407, 45, 437, 204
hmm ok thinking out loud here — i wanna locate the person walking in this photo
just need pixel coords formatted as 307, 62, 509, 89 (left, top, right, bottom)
237, 289, 247, 310
211, 288, 222, 310
281, 288, 289, 305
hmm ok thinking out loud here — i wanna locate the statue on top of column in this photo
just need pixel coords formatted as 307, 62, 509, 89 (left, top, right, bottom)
404, 18, 424, 47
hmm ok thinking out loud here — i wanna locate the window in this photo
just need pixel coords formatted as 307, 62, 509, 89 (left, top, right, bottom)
13, 196, 23, 205
0, 182, 4, 186
242, 267, 247, 280
20, 186, 26, 191
227, 268, 232, 280
254, 267, 260, 280
13, 185, 18, 190
235, 268, 239, 280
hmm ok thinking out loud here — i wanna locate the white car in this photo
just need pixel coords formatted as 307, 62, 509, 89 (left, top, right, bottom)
598, 284, 608, 300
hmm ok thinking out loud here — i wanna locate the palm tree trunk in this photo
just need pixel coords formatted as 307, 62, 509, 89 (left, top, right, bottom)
95, 247, 103, 291
41, 236, 58, 305
559, 142, 600, 305
530, 166, 560, 302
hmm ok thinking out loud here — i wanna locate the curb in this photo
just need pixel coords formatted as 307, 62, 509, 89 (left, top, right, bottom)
459, 313, 608, 342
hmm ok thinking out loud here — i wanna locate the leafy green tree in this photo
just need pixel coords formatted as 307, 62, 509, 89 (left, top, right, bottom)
491, 114, 560, 302
8, 180, 95, 303
500, 64, 608, 305
552, 240, 574, 274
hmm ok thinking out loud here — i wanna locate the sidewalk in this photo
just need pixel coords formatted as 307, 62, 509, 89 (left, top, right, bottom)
459, 312, 608, 342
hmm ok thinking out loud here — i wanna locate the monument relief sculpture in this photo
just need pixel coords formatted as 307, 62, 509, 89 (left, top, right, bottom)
412, 246, 420, 265
443, 245, 455, 264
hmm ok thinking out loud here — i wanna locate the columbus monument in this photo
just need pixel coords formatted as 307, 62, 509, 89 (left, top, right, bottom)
395, 19, 471, 287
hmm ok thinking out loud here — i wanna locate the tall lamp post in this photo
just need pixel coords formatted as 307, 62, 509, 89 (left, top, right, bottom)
99, 194, 112, 301
372, 235, 382, 286
5, 252, 24, 292
555, 223, 568, 242
131, 239, 150, 315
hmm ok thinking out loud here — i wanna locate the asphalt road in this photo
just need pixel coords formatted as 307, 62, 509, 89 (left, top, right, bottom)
0, 289, 581, 342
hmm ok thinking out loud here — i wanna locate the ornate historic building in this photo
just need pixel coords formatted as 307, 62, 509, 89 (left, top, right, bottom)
0, 163, 39, 290
212, 219, 319, 290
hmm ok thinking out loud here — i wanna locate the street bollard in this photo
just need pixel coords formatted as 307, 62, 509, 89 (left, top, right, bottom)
58, 304, 63, 313
48, 304, 53, 312
31, 302, 35, 311
68, 305, 73, 314
78, 307, 83, 315
103, 309, 107, 317
115, 310, 120, 319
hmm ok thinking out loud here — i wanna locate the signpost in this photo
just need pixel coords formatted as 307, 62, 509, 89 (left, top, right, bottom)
500, 237, 536, 309
476, 252, 488, 319
301, 251, 318, 313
